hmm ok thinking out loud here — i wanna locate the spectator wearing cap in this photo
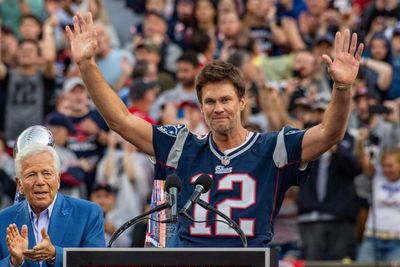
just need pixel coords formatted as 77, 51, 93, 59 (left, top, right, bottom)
46, 112, 86, 198
388, 25, 400, 99
150, 51, 201, 122
128, 79, 159, 125
0, 38, 56, 141
62, 76, 109, 196
90, 183, 133, 247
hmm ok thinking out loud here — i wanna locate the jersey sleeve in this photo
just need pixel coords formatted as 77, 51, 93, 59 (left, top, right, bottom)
152, 124, 187, 178
273, 126, 310, 185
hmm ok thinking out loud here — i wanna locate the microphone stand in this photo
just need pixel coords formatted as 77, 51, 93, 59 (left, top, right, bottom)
108, 202, 170, 247
196, 199, 248, 247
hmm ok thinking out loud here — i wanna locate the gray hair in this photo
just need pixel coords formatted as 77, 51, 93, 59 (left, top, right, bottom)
15, 143, 61, 178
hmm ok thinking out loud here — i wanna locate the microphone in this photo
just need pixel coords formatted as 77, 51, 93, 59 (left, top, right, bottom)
165, 174, 182, 223
179, 174, 212, 219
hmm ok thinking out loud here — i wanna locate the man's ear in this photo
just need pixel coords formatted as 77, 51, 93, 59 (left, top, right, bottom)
239, 96, 246, 111
16, 177, 24, 195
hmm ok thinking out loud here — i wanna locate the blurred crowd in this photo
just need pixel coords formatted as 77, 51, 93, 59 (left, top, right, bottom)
0, 0, 399, 263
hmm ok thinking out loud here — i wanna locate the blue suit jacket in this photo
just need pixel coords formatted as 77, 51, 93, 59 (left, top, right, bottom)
0, 193, 105, 267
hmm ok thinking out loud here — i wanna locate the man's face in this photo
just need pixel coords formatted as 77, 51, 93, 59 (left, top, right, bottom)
143, 15, 167, 38
293, 51, 315, 78
19, 18, 41, 40
382, 154, 400, 182
17, 42, 40, 67
370, 38, 388, 61
17, 152, 60, 215
90, 189, 115, 214
176, 61, 198, 88
95, 24, 110, 56
201, 81, 245, 135
176, 0, 194, 20
67, 85, 89, 113
354, 95, 372, 122
218, 12, 241, 39
195, 0, 216, 23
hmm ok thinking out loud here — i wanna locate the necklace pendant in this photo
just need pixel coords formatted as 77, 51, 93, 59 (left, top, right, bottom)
221, 156, 230, 166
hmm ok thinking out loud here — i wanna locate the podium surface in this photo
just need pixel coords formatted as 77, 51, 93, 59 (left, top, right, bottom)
64, 248, 278, 267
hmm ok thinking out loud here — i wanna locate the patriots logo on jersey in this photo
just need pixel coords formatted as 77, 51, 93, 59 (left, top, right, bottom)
215, 165, 232, 174
285, 129, 305, 136
156, 124, 185, 137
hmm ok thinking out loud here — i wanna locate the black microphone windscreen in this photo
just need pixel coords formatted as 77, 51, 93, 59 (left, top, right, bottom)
165, 174, 182, 192
195, 174, 213, 192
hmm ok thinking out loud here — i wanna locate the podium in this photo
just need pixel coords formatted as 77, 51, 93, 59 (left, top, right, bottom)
64, 248, 278, 267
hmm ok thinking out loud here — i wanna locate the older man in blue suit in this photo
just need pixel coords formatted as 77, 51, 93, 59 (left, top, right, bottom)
0, 143, 105, 267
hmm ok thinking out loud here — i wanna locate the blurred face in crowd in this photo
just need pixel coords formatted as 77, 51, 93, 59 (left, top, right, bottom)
143, 14, 167, 37
240, 56, 257, 83
17, 41, 40, 67
354, 95, 377, 123
183, 104, 203, 131
392, 36, 400, 55
246, 0, 275, 18
313, 42, 333, 64
90, 189, 115, 214
146, 0, 167, 14
381, 153, 400, 182
370, 38, 388, 61
176, 0, 194, 20
48, 125, 69, 146
67, 85, 89, 114
195, 0, 216, 24
0, 28, 18, 64
177, 61, 199, 88
95, 23, 111, 57
306, 0, 329, 16
19, 17, 42, 41
218, 12, 241, 39
146, 62, 159, 81
293, 51, 316, 78
218, 0, 237, 14
201, 81, 245, 135
17, 152, 60, 215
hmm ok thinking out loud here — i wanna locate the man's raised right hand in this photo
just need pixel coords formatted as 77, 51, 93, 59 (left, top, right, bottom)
65, 13, 98, 65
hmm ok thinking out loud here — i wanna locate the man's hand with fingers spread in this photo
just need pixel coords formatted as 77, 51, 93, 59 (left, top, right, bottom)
321, 29, 364, 89
65, 12, 98, 64
22, 228, 56, 262
6, 224, 28, 266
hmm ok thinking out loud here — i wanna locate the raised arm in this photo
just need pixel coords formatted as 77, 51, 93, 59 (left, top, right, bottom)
301, 29, 364, 163
65, 13, 154, 156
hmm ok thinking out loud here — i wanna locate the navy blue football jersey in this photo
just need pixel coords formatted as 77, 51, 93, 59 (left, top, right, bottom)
152, 125, 310, 247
